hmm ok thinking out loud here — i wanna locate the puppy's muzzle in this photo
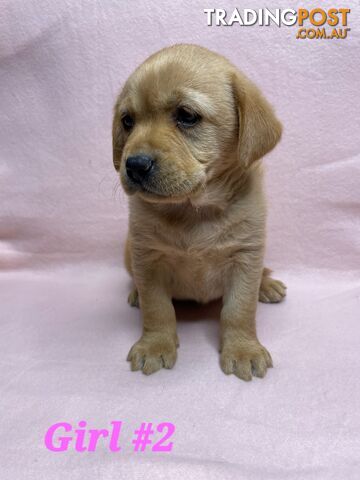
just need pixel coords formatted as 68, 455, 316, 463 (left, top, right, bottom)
126, 155, 154, 184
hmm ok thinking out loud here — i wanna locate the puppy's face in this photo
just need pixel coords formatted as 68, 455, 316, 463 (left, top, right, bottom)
113, 45, 282, 204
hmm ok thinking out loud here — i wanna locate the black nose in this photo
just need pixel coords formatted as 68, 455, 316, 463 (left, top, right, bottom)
126, 155, 154, 184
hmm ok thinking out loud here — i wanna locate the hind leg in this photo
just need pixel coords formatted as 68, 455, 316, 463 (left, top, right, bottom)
259, 268, 287, 303
128, 288, 139, 308
125, 234, 140, 307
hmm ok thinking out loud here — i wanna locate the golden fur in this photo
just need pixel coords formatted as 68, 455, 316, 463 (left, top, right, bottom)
113, 44, 286, 380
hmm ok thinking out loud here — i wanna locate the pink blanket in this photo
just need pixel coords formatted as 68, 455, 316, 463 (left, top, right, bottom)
1, 1, 359, 478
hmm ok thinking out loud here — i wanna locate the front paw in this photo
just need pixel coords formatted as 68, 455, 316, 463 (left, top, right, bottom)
127, 334, 177, 375
220, 339, 273, 381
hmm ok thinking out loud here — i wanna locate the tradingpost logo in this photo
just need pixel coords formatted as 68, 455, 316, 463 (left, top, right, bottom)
204, 8, 351, 39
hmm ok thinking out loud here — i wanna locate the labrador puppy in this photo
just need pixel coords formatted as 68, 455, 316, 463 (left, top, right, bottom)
112, 44, 286, 381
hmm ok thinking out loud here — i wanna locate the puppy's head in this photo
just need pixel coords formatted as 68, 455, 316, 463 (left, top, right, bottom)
113, 44, 282, 204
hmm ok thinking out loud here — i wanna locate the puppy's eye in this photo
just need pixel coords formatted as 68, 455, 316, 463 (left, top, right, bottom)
175, 107, 201, 128
122, 114, 135, 131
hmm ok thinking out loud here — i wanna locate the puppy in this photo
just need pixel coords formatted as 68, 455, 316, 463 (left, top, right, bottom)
112, 44, 286, 381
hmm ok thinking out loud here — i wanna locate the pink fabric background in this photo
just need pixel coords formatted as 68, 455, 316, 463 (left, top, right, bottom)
1, 1, 359, 478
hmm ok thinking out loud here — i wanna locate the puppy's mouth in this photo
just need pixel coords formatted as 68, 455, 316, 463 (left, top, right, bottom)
122, 174, 205, 203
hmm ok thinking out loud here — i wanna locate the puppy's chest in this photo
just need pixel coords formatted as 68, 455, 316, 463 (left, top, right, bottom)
152, 224, 239, 302
155, 222, 238, 259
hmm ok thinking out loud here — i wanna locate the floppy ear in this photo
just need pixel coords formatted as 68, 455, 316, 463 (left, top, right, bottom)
112, 101, 125, 172
232, 71, 282, 168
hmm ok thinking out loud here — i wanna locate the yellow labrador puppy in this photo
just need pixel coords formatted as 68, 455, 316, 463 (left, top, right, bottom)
112, 44, 286, 381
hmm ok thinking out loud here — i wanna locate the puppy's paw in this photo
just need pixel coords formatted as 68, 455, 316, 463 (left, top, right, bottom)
127, 289, 139, 308
127, 334, 177, 375
220, 339, 273, 381
259, 276, 287, 303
